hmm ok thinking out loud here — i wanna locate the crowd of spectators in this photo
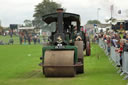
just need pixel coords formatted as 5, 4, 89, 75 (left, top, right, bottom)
0, 31, 41, 45
94, 30, 128, 72
19, 32, 40, 45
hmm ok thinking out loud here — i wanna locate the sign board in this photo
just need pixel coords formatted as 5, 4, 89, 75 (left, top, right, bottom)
10, 24, 18, 29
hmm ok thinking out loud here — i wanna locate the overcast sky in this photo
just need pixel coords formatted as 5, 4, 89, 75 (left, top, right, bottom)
0, 0, 128, 27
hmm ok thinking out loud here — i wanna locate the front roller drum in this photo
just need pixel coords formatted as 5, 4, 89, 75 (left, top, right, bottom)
43, 50, 76, 77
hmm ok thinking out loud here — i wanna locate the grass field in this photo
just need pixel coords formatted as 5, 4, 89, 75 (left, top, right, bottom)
0, 43, 128, 85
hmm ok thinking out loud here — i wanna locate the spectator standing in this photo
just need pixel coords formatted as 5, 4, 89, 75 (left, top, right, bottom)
28, 34, 31, 45
37, 36, 40, 44
116, 39, 125, 68
24, 35, 27, 45
107, 36, 111, 55
9, 30, 13, 38
19, 35, 23, 45
33, 35, 37, 45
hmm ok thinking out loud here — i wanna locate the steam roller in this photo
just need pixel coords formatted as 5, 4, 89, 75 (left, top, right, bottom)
40, 8, 89, 77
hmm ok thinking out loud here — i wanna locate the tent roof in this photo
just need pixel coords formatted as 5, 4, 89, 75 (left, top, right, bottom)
18, 27, 34, 30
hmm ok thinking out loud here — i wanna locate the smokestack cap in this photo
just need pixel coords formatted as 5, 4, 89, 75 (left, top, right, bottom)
56, 8, 64, 12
